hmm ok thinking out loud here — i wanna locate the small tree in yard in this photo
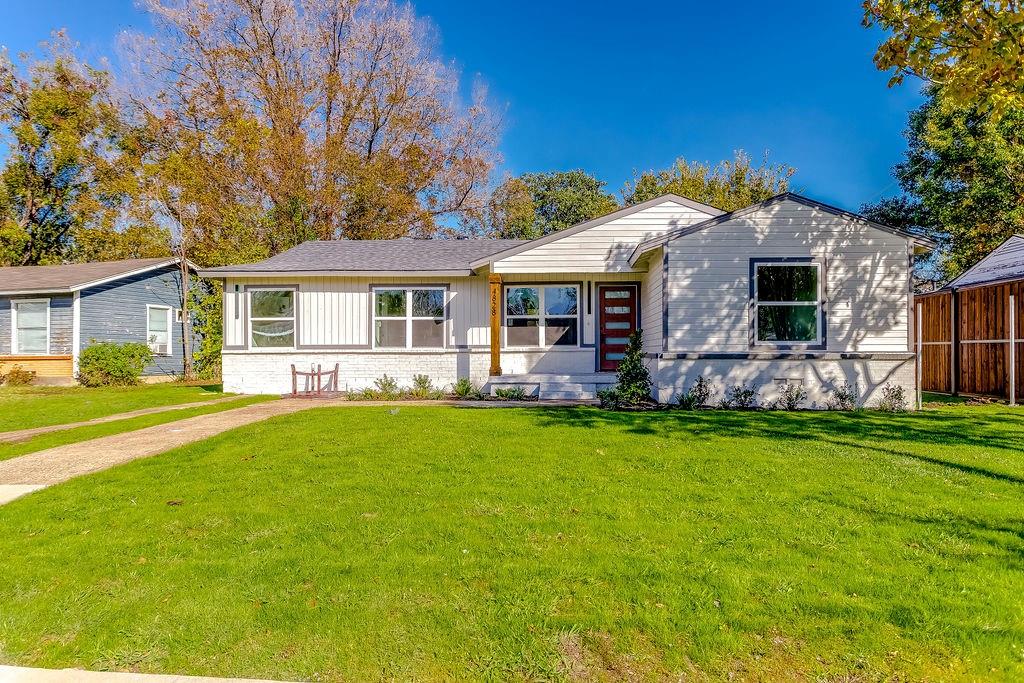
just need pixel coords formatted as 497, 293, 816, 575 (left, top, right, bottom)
608, 330, 653, 408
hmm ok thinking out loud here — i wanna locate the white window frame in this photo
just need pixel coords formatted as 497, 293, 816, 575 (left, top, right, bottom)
146, 304, 173, 356
503, 284, 581, 350
371, 286, 447, 350
752, 261, 823, 347
248, 287, 297, 351
11, 298, 50, 355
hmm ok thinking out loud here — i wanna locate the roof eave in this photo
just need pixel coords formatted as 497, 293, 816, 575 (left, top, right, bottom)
469, 194, 725, 270
196, 268, 476, 278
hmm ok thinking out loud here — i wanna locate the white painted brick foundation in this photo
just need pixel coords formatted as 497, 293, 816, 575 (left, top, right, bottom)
652, 356, 917, 409
222, 348, 597, 394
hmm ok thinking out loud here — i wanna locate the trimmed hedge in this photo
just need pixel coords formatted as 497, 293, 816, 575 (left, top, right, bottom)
77, 342, 154, 387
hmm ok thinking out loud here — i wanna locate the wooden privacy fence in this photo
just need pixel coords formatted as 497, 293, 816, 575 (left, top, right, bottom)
915, 281, 1024, 402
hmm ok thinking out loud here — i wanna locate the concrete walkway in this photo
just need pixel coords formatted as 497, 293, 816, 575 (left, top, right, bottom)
0, 396, 242, 444
0, 397, 590, 505
0, 665, 286, 682
0, 399, 320, 505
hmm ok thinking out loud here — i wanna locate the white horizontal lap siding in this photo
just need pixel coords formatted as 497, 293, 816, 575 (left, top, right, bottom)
492, 203, 714, 273
640, 249, 663, 352
664, 200, 911, 353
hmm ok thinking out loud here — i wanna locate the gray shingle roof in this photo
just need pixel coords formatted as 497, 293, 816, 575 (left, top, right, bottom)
946, 235, 1024, 288
199, 239, 531, 276
0, 257, 180, 295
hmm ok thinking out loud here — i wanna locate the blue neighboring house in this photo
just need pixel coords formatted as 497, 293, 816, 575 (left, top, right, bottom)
0, 257, 192, 384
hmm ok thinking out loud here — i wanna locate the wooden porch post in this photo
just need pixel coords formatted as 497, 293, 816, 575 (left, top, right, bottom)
488, 273, 502, 376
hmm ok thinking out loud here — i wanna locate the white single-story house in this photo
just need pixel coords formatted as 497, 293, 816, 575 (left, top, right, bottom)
198, 192, 936, 406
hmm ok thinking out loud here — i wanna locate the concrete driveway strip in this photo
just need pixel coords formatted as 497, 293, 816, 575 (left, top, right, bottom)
0, 399, 320, 502
0, 665, 289, 682
0, 396, 242, 444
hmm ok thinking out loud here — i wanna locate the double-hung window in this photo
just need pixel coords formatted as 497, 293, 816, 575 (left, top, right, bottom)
146, 305, 172, 355
505, 285, 579, 347
373, 287, 446, 349
249, 289, 295, 348
12, 299, 49, 354
752, 261, 822, 345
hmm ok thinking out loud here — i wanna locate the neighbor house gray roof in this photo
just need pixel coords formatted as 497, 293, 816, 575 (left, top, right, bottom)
628, 192, 939, 265
0, 257, 183, 295
198, 239, 531, 277
945, 235, 1024, 289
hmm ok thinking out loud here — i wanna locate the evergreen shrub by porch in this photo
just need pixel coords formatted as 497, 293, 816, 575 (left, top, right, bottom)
602, 330, 653, 409
77, 342, 153, 387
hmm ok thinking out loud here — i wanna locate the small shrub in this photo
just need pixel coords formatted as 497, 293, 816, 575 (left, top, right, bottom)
610, 330, 654, 408
773, 383, 807, 411
597, 386, 620, 410
877, 383, 908, 412
452, 377, 483, 400
409, 374, 439, 399
675, 376, 713, 410
373, 374, 401, 400
494, 386, 528, 401
720, 383, 758, 409
0, 365, 36, 386
77, 342, 153, 387
826, 382, 859, 411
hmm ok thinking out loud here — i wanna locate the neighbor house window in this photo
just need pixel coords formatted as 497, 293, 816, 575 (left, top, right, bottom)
249, 289, 295, 348
146, 305, 173, 355
12, 299, 49, 354
373, 287, 446, 349
504, 285, 579, 347
753, 262, 822, 345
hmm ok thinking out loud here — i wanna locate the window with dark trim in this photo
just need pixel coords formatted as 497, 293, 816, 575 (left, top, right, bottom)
249, 289, 295, 348
372, 287, 446, 349
753, 262, 822, 345
504, 285, 579, 348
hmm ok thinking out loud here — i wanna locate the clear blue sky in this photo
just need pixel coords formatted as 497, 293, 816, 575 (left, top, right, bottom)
2, 0, 924, 211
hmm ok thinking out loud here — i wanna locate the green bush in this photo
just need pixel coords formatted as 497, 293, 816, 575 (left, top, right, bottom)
610, 330, 653, 408
771, 383, 807, 411
494, 386, 528, 401
826, 382, 859, 411
597, 386, 621, 409
409, 374, 444, 400
76, 342, 153, 387
452, 377, 483, 400
675, 376, 713, 410
719, 383, 759, 409
877, 383, 908, 412
0, 365, 36, 386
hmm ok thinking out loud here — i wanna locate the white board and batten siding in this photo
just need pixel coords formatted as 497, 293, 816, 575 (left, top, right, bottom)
490, 202, 715, 273
223, 272, 643, 350
664, 199, 912, 354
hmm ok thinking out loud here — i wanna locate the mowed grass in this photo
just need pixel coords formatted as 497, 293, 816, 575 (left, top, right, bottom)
0, 382, 230, 432
0, 395, 275, 462
0, 404, 1021, 680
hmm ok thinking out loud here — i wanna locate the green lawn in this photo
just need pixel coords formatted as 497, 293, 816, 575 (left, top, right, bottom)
0, 395, 275, 462
0, 404, 1021, 680
0, 382, 230, 432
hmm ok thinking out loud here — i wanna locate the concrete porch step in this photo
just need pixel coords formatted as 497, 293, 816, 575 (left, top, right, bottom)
539, 382, 596, 400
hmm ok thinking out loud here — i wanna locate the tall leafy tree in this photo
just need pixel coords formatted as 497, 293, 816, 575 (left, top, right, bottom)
123, 0, 499, 257
867, 88, 1024, 277
0, 37, 144, 265
623, 151, 795, 211
863, 0, 1024, 113
487, 170, 618, 239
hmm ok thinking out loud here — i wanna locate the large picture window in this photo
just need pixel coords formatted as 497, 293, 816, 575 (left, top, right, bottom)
373, 287, 446, 349
505, 285, 579, 347
12, 299, 49, 354
250, 289, 295, 348
146, 305, 172, 355
753, 262, 822, 345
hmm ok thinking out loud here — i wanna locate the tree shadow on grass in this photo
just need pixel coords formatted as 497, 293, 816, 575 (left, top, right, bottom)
523, 407, 1024, 483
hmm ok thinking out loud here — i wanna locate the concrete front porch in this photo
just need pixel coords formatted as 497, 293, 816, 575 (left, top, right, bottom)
488, 372, 617, 400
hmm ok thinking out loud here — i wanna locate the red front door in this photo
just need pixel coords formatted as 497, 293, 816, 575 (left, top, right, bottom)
597, 284, 639, 371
